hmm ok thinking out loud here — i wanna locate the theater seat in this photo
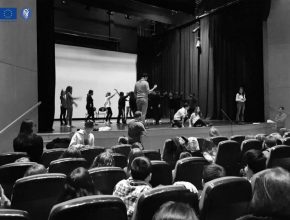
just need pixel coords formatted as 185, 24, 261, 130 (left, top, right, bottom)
215, 140, 241, 176
210, 136, 228, 147
173, 157, 209, 190
80, 146, 105, 165
111, 153, 127, 169
143, 150, 161, 160
41, 148, 66, 167
283, 137, 290, 146
0, 152, 28, 167
49, 195, 127, 220
49, 158, 88, 175
241, 139, 263, 156
0, 209, 30, 220
196, 138, 212, 152
111, 145, 131, 158
230, 135, 245, 146
89, 167, 126, 195
266, 145, 290, 171
150, 161, 172, 187
132, 185, 199, 220
0, 162, 36, 198
11, 173, 66, 220
199, 177, 252, 220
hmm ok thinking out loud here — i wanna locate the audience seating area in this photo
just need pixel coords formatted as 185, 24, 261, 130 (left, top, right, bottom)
0, 131, 289, 220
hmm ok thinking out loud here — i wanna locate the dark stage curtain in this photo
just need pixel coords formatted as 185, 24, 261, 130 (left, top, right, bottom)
137, 2, 265, 122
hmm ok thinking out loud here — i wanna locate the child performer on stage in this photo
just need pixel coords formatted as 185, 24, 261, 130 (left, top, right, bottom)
172, 103, 190, 128
104, 90, 117, 125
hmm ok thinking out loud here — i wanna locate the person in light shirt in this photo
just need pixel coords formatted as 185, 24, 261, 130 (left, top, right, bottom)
235, 86, 246, 122
189, 106, 207, 127
172, 103, 190, 128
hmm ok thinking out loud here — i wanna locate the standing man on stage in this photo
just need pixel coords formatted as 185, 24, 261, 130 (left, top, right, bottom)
134, 73, 157, 124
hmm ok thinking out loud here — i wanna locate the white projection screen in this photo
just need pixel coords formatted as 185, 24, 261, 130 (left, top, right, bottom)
55, 44, 137, 119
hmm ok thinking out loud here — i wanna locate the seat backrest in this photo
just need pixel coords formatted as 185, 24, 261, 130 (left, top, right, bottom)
0, 209, 30, 220
196, 138, 212, 152
215, 140, 241, 176
89, 167, 126, 195
111, 153, 127, 169
41, 148, 66, 167
80, 146, 105, 165
0, 152, 28, 167
241, 139, 263, 156
143, 150, 161, 160
266, 145, 290, 171
11, 173, 66, 220
199, 177, 252, 220
49, 195, 127, 220
230, 135, 245, 146
0, 162, 36, 198
49, 158, 88, 175
210, 136, 228, 147
283, 137, 290, 146
173, 157, 209, 190
150, 160, 172, 187
111, 145, 131, 158
132, 185, 199, 220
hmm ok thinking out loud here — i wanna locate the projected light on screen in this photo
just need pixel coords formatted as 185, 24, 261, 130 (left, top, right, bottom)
55, 44, 137, 119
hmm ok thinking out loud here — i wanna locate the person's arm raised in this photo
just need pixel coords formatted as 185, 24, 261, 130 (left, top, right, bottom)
149, 84, 157, 93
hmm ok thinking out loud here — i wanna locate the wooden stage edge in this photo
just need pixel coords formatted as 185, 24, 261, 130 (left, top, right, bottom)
40, 123, 274, 151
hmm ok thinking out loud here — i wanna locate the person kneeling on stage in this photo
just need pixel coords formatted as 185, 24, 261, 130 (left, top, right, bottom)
189, 106, 207, 127
172, 103, 190, 128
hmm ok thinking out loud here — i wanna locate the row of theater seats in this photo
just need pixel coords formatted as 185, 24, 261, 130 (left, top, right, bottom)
0, 176, 252, 220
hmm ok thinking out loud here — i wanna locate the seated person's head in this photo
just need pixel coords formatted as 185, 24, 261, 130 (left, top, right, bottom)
255, 134, 266, 142
118, 136, 128, 145
242, 149, 266, 180
127, 148, 144, 173
263, 135, 277, 150
15, 157, 30, 163
60, 147, 82, 159
202, 164, 226, 185
84, 120, 94, 134
250, 167, 290, 218
19, 120, 34, 135
153, 201, 198, 220
91, 152, 114, 168
134, 111, 142, 120
209, 126, 220, 137
24, 163, 47, 177
132, 142, 143, 150
179, 152, 192, 160
130, 157, 152, 182
269, 133, 283, 144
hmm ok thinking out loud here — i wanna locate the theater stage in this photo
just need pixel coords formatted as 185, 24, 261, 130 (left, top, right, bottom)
40, 120, 274, 151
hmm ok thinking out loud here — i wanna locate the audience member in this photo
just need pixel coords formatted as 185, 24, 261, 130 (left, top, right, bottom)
58, 167, 97, 203
131, 142, 144, 150
262, 135, 277, 159
69, 120, 95, 149
124, 148, 145, 177
127, 111, 146, 145
13, 120, 44, 163
91, 151, 115, 168
238, 167, 290, 220
202, 164, 226, 185
241, 150, 266, 180
208, 126, 220, 137
24, 163, 47, 177
59, 147, 82, 159
269, 132, 283, 144
14, 157, 30, 163
153, 201, 199, 220
179, 152, 192, 160
113, 157, 152, 218
255, 134, 266, 142
118, 136, 128, 145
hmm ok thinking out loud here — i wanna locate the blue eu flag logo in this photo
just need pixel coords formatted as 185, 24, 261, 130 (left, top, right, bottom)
0, 8, 17, 20
21, 8, 31, 20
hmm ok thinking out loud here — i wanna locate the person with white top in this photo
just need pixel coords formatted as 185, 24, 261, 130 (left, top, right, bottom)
69, 120, 95, 149
172, 103, 190, 128
189, 106, 207, 127
104, 90, 117, 125
235, 86, 246, 122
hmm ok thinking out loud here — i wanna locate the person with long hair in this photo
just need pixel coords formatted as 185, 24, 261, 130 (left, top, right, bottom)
189, 106, 207, 127
127, 91, 136, 119
60, 89, 67, 126
13, 120, 44, 162
65, 86, 80, 127
104, 90, 117, 125
236, 86, 246, 122
86, 89, 96, 123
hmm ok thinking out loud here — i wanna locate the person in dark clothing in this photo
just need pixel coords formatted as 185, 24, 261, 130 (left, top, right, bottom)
60, 89, 67, 126
167, 92, 175, 122
150, 91, 162, 125
186, 93, 198, 117
115, 90, 129, 124
86, 90, 95, 122
173, 92, 182, 113
13, 120, 44, 163
127, 91, 137, 119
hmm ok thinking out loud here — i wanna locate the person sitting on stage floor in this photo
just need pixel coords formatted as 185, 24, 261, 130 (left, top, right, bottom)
128, 111, 147, 145
69, 120, 95, 149
172, 103, 190, 128
189, 106, 207, 127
